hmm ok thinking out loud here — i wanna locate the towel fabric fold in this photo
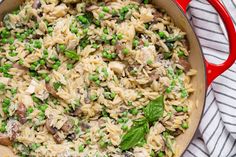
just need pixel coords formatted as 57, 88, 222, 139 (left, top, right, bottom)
184, 0, 236, 157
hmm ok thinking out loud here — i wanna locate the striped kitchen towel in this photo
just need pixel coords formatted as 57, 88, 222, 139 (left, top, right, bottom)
184, 0, 236, 157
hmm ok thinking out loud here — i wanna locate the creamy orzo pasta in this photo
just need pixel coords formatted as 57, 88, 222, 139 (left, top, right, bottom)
0, 0, 196, 156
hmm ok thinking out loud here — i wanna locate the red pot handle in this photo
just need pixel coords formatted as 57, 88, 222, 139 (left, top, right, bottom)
175, 0, 236, 86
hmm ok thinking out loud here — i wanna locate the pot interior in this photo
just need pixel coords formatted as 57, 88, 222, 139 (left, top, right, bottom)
0, 0, 206, 156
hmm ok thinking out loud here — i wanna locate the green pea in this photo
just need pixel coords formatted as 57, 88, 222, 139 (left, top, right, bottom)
122, 48, 129, 55
133, 39, 139, 47
99, 12, 105, 19
0, 121, 7, 133
95, 79, 101, 85
2, 107, 9, 114
77, 15, 88, 24
157, 151, 165, 157
67, 64, 74, 70
90, 94, 98, 101
11, 88, 17, 95
183, 106, 188, 112
70, 26, 78, 34
78, 144, 85, 152
39, 104, 48, 112
130, 108, 138, 115
117, 118, 124, 123
34, 40, 42, 49
99, 140, 107, 149
30, 64, 36, 70
0, 83, 5, 91
26, 107, 34, 115
8, 38, 14, 45
39, 59, 46, 65
53, 82, 62, 91
1, 38, 8, 44
175, 106, 183, 112
45, 76, 51, 83
103, 28, 109, 34
3, 98, 10, 106
122, 111, 128, 117
111, 38, 117, 45
181, 121, 189, 129
158, 31, 166, 39
102, 6, 110, 13
47, 27, 53, 33
121, 125, 128, 131
52, 64, 59, 70
150, 150, 155, 157
166, 87, 172, 93
89, 74, 99, 81
111, 9, 118, 16
30, 143, 40, 151
143, 0, 149, 4
181, 89, 188, 98
117, 33, 123, 40
146, 59, 153, 65
178, 50, 185, 57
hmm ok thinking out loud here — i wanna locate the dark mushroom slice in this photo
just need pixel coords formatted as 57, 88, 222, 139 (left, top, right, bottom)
130, 0, 142, 3
61, 119, 74, 133
16, 103, 27, 124
181, 38, 190, 50
32, 0, 41, 9
45, 118, 57, 135
178, 57, 191, 72
10, 122, 20, 140
69, 107, 83, 117
115, 42, 123, 54
80, 122, 90, 132
86, 5, 99, 12
13, 63, 28, 71
153, 11, 163, 22
46, 83, 58, 98
66, 133, 76, 141
0, 134, 12, 146
53, 132, 64, 144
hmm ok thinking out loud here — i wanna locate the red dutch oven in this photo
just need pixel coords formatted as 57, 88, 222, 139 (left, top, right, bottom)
0, 0, 235, 156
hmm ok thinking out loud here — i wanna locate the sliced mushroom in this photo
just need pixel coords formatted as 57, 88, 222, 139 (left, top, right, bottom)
16, 103, 27, 124
45, 119, 57, 135
0, 134, 12, 146
181, 38, 190, 50
178, 57, 191, 72
61, 120, 74, 133
153, 11, 163, 22
130, 0, 142, 3
10, 122, 19, 140
53, 132, 64, 144
13, 63, 28, 71
70, 107, 83, 117
33, 0, 41, 9
115, 42, 123, 54
80, 122, 90, 132
86, 5, 99, 12
46, 83, 58, 98
66, 133, 76, 141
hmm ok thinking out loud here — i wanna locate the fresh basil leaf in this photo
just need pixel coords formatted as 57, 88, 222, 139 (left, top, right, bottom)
144, 95, 164, 123
133, 118, 149, 133
120, 125, 146, 150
